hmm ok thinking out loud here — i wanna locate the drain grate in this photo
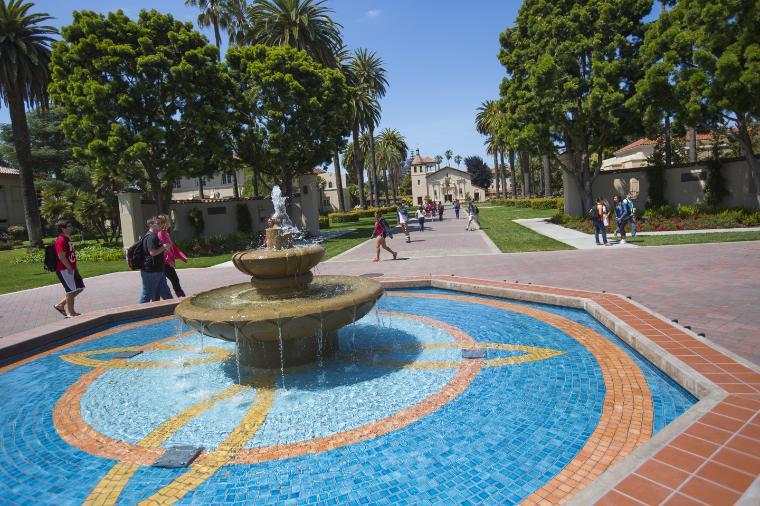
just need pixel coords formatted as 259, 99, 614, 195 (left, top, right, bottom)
152, 446, 203, 468
110, 351, 143, 359
360, 273, 384, 278
461, 349, 486, 359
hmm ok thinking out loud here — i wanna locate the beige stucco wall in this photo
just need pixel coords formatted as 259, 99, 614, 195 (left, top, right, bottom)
119, 175, 320, 248
563, 157, 758, 216
0, 173, 25, 228
171, 169, 246, 201
318, 172, 351, 211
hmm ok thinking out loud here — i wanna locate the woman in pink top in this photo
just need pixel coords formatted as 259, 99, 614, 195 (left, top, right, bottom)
157, 214, 188, 297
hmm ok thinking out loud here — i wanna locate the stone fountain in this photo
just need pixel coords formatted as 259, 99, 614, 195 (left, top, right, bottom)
174, 187, 383, 369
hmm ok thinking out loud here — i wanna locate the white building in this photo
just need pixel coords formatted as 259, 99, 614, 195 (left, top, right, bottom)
315, 168, 351, 212
601, 133, 721, 171
171, 169, 246, 200
410, 154, 486, 205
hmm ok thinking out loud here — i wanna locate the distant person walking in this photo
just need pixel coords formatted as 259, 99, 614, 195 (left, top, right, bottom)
52, 220, 85, 318
454, 199, 461, 219
426, 201, 434, 221
140, 216, 172, 303
592, 197, 609, 245
157, 214, 188, 297
371, 210, 397, 262
465, 200, 480, 231
417, 206, 426, 231
398, 204, 411, 243
625, 193, 637, 237
437, 201, 444, 221
613, 195, 631, 244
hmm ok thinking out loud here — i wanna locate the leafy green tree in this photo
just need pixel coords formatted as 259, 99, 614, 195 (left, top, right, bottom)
464, 155, 492, 189
637, 0, 760, 207
399, 172, 412, 196
498, 0, 650, 213
0, 106, 71, 180
226, 44, 351, 196
49, 10, 231, 213
246, 0, 343, 68
0, 0, 57, 247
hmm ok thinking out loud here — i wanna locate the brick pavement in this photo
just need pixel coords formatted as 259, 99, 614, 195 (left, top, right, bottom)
2, 215, 758, 365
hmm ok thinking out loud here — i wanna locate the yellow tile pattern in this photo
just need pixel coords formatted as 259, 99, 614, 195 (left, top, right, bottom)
61, 344, 231, 369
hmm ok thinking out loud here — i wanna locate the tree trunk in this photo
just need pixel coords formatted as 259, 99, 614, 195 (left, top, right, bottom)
198, 177, 205, 199
492, 151, 500, 198
735, 119, 760, 208
520, 151, 531, 197
664, 114, 672, 167
390, 163, 398, 202
252, 166, 260, 197
352, 123, 367, 209
508, 150, 517, 199
689, 127, 697, 163
282, 170, 293, 198
7, 87, 43, 247
333, 148, 346, 211
542, 154, 551, 197
382, 165, 390, 205
232, 170, 240, 198
499, 150, 507, 198
368, 126, 379, 207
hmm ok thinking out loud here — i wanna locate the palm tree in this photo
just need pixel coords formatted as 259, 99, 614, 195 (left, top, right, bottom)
376, 128, 407, 202
185, 0, 229, 55
345, 87, 380, 209
0, 0, 57, 247
348, 48, 387, 207
246, 0, 343, 67
454, 155, 462, 168
444, 149, 453, 168
435, 155, 442, 170
476, 100, 507, 198
223, 0, 250, 46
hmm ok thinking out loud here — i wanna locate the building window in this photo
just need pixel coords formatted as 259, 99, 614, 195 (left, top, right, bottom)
173, 179, 181, 189
417, 180, 420, 185
328, 181, 333, 188
222, 173, 232, 185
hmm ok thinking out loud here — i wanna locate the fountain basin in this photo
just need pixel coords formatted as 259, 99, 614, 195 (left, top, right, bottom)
174, 275, 383, 368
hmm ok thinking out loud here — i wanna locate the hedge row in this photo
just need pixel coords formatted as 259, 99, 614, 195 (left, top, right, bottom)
328, 206, 398, 224
489, 197, 564, 210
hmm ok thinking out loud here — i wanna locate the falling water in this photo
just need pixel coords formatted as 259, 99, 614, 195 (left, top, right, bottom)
316, 313, 324, 369
277, 322, 286, 390
350, 304, 358, 353
233, 324, 242, 385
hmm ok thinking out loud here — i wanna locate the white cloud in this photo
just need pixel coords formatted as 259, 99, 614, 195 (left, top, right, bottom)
366, 10, 381, 18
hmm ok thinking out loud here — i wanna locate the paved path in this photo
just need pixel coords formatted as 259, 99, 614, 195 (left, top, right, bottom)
2, 218, 759, 365
514, 218, 637, 249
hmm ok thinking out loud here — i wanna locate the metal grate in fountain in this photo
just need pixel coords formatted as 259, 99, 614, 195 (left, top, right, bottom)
462, 349, 486, 359
152, 446, 204, 468
110, 351, 143, 359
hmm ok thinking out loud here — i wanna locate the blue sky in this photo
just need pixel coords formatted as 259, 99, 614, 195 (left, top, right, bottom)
1, 1, 523, 167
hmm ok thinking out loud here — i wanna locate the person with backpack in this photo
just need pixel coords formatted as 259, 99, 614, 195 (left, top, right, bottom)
454, 199, 461, 219
625, 193, 637, 237
466, 200, 480, 230
139, 216, 172, 303
437, 201, 444, 221
371, 210, 397, 262
157, 214, 188, 297
589, 197, 610, 246
613, 195, 631, 244
51, 220, 85, 318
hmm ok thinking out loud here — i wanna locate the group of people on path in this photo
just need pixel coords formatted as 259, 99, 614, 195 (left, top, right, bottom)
590, 193, 637, 246
51, 214, 189, 318
371, 198, 481, 261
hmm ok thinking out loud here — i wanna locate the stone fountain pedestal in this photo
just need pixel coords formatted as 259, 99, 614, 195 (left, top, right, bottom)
174, 228, 383, 369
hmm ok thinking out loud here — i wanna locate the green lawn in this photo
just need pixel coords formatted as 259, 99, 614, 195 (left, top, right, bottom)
621, 231, 760, 246
478, 206, 574, 253
320, 213, 397, 259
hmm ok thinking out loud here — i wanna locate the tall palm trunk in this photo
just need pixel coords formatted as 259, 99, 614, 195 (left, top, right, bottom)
519, 151, 531, 197
542, 155, 551, 197
8, 87, 43, 247
508, 150, 517, 199
492, 151, 500, 198
334, 148, 346, 211
382, 164, 390, 204
664, 114, 672, 167
390, 163, 397, 202
352, 123, 367, 209
499, 150, 507, 198
232, 171, 240, 198
689, 127, 697, 162
368, 125, 379, 207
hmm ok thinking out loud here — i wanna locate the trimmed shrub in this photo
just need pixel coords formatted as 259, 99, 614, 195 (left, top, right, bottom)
529, 197, 564, 210
187, 207, 205, 237
319, 215, 329, 228
7, 225, 26, 239
329, 212, 360, 224
15, 244, 124, 264
514, 199, 533, 208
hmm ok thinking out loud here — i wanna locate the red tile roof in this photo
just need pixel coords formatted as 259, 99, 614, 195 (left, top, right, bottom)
312, 168, 327, 175
615, 133, 717, 155
411, 155, 436, 165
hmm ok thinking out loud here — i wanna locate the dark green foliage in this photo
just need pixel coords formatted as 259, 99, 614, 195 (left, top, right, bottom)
318, 215, 329, 228
236, 203, 253, 234
328, 213, 359, 224
704, 158, 728, 209
464, 156, 492, 189
645, 139, 670, 208
187, 207, 205, 238
49, 9, 231, 213
174, 232, 263, 257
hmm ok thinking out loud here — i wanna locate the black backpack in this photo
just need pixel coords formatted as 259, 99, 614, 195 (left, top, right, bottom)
43, 244, 58, 272
588, 207, 597, 220
126, 236, 145, 270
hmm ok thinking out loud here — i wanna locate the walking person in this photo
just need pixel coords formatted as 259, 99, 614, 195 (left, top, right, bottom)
613, 195, 630, 244
592, 197, 609, 245
465, 200, 480, 231
417, 205, 426, 231
437, 201, 444, 221
426, 201, 434, 221
454, 199, 461, 219
140, 216, 172, 303
157, 214, 188, 297
398, 203, 411, 243
371, 210, 397, 262
52, 220, 85, 318
625, 193, 637, 237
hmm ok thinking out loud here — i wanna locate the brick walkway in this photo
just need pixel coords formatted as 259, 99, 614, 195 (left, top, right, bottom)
2, 216, 759, 366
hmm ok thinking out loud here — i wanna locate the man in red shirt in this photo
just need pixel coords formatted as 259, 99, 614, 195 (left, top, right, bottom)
53, 220, 85, 317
